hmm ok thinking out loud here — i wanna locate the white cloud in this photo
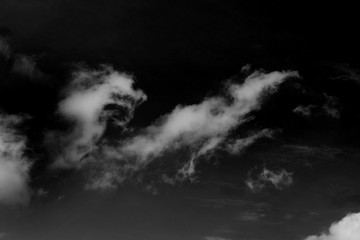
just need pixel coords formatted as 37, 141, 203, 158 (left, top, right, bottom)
246, 167, 293, 192
91, 70, 298, 187
47, 65, 146, 168
261, 168, 293, 189
304, 212, 360, 240
0, 113, 30, 205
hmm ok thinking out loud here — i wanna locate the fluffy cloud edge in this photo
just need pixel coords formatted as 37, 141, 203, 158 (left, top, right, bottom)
46, 65, 146, 168
304, 212, 360, 240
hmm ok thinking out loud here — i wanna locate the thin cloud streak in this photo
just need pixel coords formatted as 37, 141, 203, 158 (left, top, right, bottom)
225, 128, 274, 155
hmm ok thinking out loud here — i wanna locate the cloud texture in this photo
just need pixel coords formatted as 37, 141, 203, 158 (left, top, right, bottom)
246, 167, 293, 192
0, 62, 298, 196
88, 70, 298, 188
46, 66, 146, 168
0, 113, 30, 205
304, 212, 360, 240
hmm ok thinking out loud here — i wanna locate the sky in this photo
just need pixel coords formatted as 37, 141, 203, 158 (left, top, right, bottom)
1, 1, 360, 240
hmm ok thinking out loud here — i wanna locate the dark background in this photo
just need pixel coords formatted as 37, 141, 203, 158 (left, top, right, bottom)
1, 1, 360, 240
1, 1, 359, 119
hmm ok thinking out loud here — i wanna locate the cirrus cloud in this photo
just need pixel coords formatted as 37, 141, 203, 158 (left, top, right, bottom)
89, 70, 298, 188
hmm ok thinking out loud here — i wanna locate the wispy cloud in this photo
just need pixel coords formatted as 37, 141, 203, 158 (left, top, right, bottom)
0, 112, 30, 205
225, 128, 274, 155
46, 65, 146, 168
293, 105, 313, 117
293, 93, 340, 119
304, 212, 360, 240
89, 70, 298, 188
332, 63, 360, 84
246, 167, 293, 192
105, 72, 297, 181
37, 66, 298, 190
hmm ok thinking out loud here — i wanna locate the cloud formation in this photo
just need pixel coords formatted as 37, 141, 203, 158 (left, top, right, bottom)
304, 212, 360, 240
293, 105, 313, 117
0, 112, 30, 205
47, 65, 146, 168
88, 70, 298, 188
293, 93, 340, 119
246, 167, 293, 192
